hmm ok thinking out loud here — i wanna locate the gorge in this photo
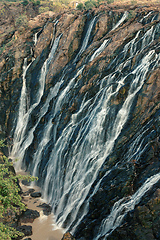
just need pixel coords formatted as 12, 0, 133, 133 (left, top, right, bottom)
0, 2, 160, 239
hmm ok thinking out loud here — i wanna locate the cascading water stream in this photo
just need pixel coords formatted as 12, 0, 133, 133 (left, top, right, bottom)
74, 16, 97, 62
10, 58, 32, 160
89, 39, 110, 62
41, 33, 160, 234
31, 66, 85, 182
10, 11, 160, 240
95, 172, 160, 240
34, 32, 38, 45
10, 33, 62, 169
111, 11, 128, 31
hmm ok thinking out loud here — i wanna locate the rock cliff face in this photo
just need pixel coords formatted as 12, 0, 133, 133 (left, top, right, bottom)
0, 2, 160, 240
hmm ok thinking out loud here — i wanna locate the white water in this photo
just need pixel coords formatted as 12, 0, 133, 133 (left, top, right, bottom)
89, 39, 110, 62
31, 66, 85, 182
111, 11, 128, 31
74, 16, 97, 62
10, 34, 62, 169
42, 46, 160, 234
10, 14, 160, 240
34, 32, 38, 45
140, 11, 153, 23
95, 172, 160, 240
123, 23, 158, 59
10, 58, 32, 162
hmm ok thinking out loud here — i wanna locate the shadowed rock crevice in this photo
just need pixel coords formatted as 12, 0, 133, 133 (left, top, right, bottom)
1, 2, 160, 240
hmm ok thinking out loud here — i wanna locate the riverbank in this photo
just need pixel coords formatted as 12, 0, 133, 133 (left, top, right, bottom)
18, 171, 64, 240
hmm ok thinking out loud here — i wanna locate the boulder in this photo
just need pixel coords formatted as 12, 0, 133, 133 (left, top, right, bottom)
16, 225, 32, 237
19, 209, 40, 223
30, 191, 42, 198
61, 232, 76, 240
22, 188, 35, 196
21, 179, 32, 186
37, 203, 52, 216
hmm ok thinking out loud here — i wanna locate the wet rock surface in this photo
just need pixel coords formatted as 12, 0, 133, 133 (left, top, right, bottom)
30, 191, 42, 198
107, 188, 160, 240
16, 225, 32, 238
19, 209, 40, 223
1, 2, 160, 240
37, 203, 52, 215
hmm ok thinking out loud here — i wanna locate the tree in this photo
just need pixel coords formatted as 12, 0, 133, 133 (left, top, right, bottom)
76, 3, 84, 10
0, 140, 37, 239
22, 0, 29, 6
106, 0, 114, 4
84, 1, 95, 10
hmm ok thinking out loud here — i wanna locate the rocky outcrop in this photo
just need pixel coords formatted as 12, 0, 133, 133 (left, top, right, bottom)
61, 232, 76, 240
37, 203, 52, 215
1, 2, 160, 240
19, 209, 40, 223
107, 188, 160, 240
16, 225, 32, 239
0, 2, 56, 137
30, 191, 42, 198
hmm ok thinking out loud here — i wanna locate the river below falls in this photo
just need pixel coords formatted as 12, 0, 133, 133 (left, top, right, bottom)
17, 170, 64, 240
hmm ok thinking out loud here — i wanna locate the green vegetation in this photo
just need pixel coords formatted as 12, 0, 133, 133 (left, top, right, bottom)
39, 6, 49, 13
84, 0, 97, 9
131, 0, 137, 4
76, 2, 84, 10
15, 14, 28, 27
0, 139, 37, 240
0, 0, 115, 13
76, 0, 115, 11
106, 0, 114, 3
22, 0, 28, 5
0, 45, 5, 55
22, 0, 40, 6
128, 9, 136, 19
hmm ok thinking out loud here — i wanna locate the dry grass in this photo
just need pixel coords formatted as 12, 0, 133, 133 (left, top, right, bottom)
110, 0, 160, 5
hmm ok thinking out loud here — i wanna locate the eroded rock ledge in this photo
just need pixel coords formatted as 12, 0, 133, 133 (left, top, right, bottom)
1, 2, 160, 240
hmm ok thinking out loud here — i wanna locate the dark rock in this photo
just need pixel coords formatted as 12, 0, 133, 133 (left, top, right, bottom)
22, 189, 35, 196
19, 209, 40, 223
30, 191, 42, 198
24, 238, 32, 240
16, 225, 32, 237
22, 179, 32, 186
37, 203, 52, 215
1, 4, 160, 240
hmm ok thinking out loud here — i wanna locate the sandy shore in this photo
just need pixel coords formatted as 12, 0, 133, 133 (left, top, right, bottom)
18, 171, 64, 240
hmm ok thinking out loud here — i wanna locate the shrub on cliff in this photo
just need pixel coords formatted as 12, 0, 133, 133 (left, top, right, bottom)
106, 0, 114, 3
0, 140, 36, 240
84, 0, 97, 10
39, 6, 50, 13
22, 0, 29, 6
15, 14, 28, 28
76, 2, 84, 10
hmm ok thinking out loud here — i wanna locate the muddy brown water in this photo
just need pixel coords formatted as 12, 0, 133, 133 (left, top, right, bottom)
18, 170, 64, 240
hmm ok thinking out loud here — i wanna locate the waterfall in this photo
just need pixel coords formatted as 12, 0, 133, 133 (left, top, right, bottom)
31, 66, 85, 182
10, 11, 160, 240
10, 58, 32, 162
89, 39, 110, 62
10, 34, 62, 169
95, 172, 160, 240
111, 11, 128, 31
34, 32, 38, 45
74, 15, 97, 62
41, 33, 160, 233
